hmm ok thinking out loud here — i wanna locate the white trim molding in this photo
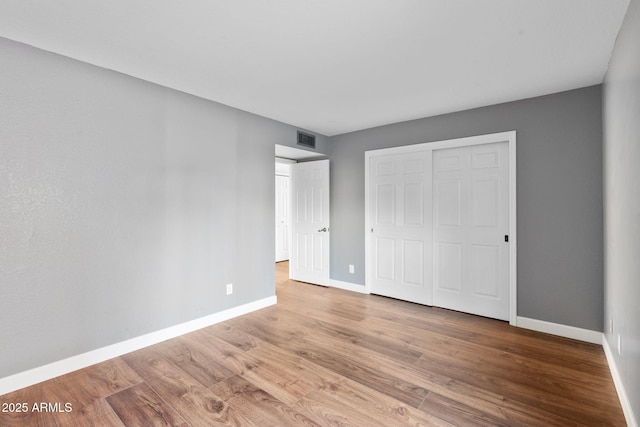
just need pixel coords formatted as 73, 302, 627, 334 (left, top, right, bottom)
515, 316, 602, 344
329, 279, 368, 294
603, 336, 639, 427
0, 296, 277, 397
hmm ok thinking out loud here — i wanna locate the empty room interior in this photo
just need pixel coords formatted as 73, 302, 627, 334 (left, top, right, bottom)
1, 1, 639, 426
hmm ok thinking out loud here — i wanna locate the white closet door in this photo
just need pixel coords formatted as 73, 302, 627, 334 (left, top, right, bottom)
433, 142, 509, 320
369, 151, 432, 305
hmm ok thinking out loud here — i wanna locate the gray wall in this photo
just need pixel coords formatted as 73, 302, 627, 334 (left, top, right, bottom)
0, 37, 326, 379
328, 86, 604, 332
603, 0, 640, 421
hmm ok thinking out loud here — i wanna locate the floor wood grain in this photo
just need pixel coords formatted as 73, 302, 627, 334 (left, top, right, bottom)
106, 383, 188, 427
0, 261, 625, 426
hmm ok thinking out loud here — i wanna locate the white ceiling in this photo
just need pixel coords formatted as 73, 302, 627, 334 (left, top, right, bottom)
0, 0, 630, 136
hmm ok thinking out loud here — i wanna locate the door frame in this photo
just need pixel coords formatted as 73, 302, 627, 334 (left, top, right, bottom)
365, 131, 517, 325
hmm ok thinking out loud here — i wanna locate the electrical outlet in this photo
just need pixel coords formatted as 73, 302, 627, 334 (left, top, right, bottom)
349, 264, 355, 274
226, 283, 233, 295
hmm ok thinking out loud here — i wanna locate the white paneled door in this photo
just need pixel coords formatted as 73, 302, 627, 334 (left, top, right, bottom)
291, 159, 330, 286
433, 142, 510, 320
368, 151, 432, 305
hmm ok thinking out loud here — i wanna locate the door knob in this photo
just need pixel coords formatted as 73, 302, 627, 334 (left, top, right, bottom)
318, 227, 328, 232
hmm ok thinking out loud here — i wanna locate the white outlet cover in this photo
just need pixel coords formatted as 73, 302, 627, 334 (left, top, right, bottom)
226, 283, 233, 295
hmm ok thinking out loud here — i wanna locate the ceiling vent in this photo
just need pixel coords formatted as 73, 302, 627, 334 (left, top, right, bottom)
297, 131, 316, 149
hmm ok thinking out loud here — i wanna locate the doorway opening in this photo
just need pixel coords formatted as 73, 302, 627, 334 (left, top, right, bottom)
275, 158, 295, 263
275, 144, 329, 286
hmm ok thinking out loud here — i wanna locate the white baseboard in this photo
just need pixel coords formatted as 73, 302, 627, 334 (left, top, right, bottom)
0, 296, 277, 397
329, 279, 368, 294
515, 316, 602, 344
603, 335, 638, 427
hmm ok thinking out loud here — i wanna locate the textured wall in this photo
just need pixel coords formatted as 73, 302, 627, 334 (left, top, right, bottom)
0, 36, 327, 378
603, 0, 640, 422
329, 86, 604, 332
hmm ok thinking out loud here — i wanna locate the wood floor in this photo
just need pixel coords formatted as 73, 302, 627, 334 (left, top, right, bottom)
1, 262, 625, 426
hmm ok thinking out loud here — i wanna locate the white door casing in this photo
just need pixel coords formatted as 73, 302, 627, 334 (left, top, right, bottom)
433, 142, 510, 321
365, 131, 516, 324
290, 159, 330, 285
368, 151, 433, 305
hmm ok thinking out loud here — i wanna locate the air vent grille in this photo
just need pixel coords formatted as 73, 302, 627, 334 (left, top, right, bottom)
297, 131, 316, 149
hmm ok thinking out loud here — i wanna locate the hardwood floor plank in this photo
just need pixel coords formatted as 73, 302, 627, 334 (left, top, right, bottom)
337, 287, 610, 374
42, 358, 143, 409
210, 375, 321, 427
296, 390, 390, 427
228, 311, 430, 408
36, 358, 142, 427
278, 275, 623, 425
0, 384, 59, 427
183, 329, 316, 405
153, 336, 236, 388
54, 398, 125, 427
106, 382, 188, 426
2, 261, 626, 426
272, 284, 612, 425
276, 281, 368, 323
245, 339, 346, 392
276, 307, 424, 364
310, 375, 454, 427
419, 391, 512, 427
363, 313, 618, 407
207, 322, 261, 352
413, 350, 622, 424
234, 302, 424, 366
121, 345, 250, 426
372, 300, 609, 375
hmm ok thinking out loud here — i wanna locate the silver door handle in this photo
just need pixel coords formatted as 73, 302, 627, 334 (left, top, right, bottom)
318, 227, 328, 232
